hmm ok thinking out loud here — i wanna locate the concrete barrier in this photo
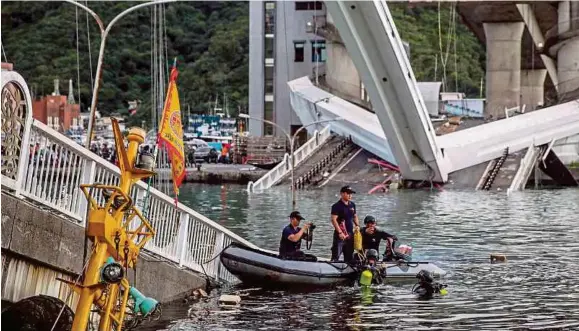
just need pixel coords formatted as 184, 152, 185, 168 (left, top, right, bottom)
1, 192, 206, 304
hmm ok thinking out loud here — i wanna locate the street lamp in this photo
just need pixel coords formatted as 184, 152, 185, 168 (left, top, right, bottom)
238, 113, 343, 209
62, 0, 177, 148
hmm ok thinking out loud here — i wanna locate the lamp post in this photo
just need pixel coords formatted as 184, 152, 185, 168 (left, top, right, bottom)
62, 0, 177, 148
239, 114, 342, 209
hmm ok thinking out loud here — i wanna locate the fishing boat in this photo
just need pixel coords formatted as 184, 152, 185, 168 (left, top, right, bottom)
220, 242, 446, 287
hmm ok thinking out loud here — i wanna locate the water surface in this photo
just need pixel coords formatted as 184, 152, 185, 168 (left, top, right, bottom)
150, 184, 579, 330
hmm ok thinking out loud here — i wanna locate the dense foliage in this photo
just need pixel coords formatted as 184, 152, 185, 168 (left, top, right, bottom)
1, 2, 484, 128
390, 4, 485, 98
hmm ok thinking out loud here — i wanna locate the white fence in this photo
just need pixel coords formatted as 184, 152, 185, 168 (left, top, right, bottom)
247, 125, 332, 192
1, 71, 256, 283
507, 144, 542, 194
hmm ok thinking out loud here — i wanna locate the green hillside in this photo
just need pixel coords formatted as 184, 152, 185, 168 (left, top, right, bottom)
1, 1, 484, 128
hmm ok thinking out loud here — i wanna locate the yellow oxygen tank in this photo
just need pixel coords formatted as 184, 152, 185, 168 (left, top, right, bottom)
359, 269, 373, 287
353, 228, 362, 252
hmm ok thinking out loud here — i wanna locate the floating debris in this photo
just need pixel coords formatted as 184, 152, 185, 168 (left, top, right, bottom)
218, 294, 241, 308
490, 253, 507, 263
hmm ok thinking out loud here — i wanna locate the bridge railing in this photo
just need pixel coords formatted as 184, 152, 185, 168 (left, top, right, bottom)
247, 125, 332, 192
3, 106, 256, 283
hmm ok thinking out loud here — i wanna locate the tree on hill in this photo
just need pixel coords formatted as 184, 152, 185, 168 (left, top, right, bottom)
1, 1, 484, 129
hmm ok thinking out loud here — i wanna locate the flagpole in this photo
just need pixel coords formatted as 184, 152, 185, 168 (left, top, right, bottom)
144, 58, 180, 216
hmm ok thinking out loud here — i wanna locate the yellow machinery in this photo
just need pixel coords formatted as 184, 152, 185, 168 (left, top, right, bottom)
61, 119, 159, 330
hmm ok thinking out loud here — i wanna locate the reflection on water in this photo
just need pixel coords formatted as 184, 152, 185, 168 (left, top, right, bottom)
156, 184, 579, 330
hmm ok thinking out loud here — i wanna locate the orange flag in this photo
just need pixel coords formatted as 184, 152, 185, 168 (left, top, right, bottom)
158, 63, 185, 203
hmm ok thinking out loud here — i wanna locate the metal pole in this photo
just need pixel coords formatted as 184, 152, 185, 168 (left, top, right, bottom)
290, 139, 296, 209
64, 0, 177, 148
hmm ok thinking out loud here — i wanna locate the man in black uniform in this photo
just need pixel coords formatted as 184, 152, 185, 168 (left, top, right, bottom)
330, 186, 360, 262
360, 215, 398, 261
279, 211, 312, 259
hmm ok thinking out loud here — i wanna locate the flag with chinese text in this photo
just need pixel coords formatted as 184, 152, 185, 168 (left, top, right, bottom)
157, 64, 185, 203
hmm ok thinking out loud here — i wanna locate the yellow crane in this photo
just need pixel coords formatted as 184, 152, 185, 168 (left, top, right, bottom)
60, 118, 159, 330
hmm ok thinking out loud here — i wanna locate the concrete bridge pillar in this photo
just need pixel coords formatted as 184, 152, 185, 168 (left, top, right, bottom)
483, 22, 525, 120
520, 69, 547, 111
556, 1, 579, 97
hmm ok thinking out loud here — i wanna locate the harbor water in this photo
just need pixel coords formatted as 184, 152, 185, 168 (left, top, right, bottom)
147, 184, 579, 330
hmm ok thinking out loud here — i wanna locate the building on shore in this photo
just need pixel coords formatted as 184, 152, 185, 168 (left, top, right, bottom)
248, 1, 417, 138
32, 79, 81, 133
248, 1, 327, 138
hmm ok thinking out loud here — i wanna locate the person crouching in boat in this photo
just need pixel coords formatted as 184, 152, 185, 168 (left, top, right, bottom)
361, 215, 398, 261
279, 211, 314, 261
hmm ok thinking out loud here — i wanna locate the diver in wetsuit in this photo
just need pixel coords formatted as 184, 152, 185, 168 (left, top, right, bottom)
359, 249, 387, 285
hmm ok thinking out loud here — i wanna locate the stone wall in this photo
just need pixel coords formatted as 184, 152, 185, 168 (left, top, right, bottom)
1, 192, 205, 304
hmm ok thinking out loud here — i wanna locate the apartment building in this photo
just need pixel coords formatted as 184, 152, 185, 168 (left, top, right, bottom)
248, 1, 327, 137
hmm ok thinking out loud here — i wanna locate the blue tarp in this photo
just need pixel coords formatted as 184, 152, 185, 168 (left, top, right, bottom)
207, 142, 223, 152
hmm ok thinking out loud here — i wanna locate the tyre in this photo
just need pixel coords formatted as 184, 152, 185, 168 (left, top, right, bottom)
2, 295, 74, 331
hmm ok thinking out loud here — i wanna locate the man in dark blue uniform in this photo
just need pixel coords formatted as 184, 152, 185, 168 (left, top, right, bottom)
279, 211, 311, 259
361, 215, 398, 260
330, 186, 360, 262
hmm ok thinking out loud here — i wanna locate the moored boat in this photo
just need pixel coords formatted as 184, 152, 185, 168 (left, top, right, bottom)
220, 243, 446, 287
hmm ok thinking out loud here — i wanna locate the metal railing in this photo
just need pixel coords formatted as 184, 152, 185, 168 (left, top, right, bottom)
10, 120, 259, 283
507, 144, 543, 194
1, 70, 257, 283
14, 120, 259, 283
247, 125, 332, 192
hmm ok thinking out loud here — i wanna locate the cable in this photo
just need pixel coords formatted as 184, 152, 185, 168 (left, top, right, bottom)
85, 1, 94, 94
75, 5, 82, 107
50, 244, 96, 331
1, 39, 8, 62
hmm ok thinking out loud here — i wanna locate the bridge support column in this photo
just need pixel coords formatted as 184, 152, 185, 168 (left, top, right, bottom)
556, 1, 579, 98
483, 22, 525, 120
520, 69, 547, 112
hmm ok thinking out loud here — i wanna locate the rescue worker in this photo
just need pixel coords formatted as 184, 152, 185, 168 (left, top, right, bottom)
279, 211, 312, 260
330, 186, 360, 262
361, 215, 398, 261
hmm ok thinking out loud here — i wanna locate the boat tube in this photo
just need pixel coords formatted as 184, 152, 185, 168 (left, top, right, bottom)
220, 243, 446, 287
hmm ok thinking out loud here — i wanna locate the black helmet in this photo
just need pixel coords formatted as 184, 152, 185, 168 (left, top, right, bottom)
364, 215, 376, 225
366, 249, 379, 260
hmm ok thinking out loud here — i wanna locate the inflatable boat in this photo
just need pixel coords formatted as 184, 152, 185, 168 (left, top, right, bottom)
220, 243, 446, 287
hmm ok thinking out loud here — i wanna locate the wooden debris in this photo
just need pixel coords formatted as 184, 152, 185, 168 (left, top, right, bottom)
218, 294, 241, 308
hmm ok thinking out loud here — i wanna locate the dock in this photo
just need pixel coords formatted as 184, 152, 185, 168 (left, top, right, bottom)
157, 164, 267, 184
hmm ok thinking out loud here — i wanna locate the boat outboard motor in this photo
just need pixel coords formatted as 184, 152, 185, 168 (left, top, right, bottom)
412, 270, 447, 298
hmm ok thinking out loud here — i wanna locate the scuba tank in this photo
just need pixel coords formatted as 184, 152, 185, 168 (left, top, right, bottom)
359, 269, 373, 287
353, 228, 363, 252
